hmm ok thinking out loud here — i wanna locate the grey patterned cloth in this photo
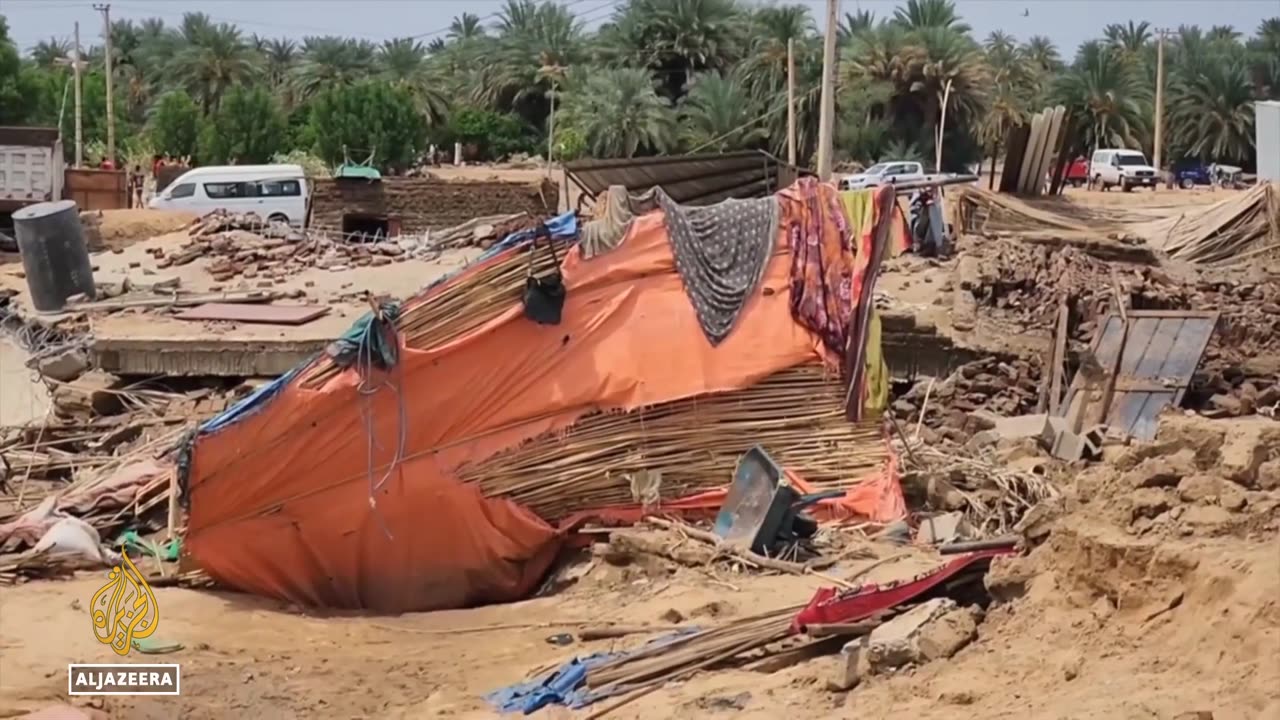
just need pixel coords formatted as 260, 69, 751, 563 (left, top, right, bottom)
655, 190, 780, 346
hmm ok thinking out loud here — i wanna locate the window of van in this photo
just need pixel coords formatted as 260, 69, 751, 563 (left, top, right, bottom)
257, 180, 301, 197
204, 182, 250, 199
169, 183, 195, 199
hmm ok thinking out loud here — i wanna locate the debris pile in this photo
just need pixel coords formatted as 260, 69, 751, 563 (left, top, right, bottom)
145, 210, 537, 283
1108, 414, 1280, 538
894, 357, 1045, 439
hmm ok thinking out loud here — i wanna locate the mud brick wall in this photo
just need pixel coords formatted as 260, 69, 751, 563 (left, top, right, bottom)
309, 177, 559, 234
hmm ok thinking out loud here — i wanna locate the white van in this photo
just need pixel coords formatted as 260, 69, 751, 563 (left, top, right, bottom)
1089, 149, 1158, 191
149, 164, 308, 224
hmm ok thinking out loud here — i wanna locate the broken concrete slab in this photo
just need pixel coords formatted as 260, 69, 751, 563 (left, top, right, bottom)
35, 347, 89, 382
865, 598, 956, 671
51, 369, 121, 417
916, 512, 973, 545
915, 606, 980, 661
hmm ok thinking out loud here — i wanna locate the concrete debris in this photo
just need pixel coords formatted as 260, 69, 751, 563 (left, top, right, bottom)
50, 369, 122, 418
916, 512, 973, 545
33, 347, 89, 382
836, 599, 981, 689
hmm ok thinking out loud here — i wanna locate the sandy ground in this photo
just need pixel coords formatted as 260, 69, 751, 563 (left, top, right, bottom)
0, 548, 935, 719
2, 516, 1274, 720
92, 209, 197, 252
0, 338, 50, 427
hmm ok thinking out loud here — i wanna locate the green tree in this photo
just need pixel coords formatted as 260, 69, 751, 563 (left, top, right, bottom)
602, 0, 747, 98
148, 90, 202, 158
893, 0, 971, 34
0, 16, 26, 124
445, 108, 535, 160
309, 80, 427, 171
558, 67, 675, 157
678, 71, 764, 152
29, 37, 71, 68
1168, 57, 1255, 163
170, 21, 260, 114
199, 85, 286, 163
292, 36, 376, 101
1055, 41, 1149, 152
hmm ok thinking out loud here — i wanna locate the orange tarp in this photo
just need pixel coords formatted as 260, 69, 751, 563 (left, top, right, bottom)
186, 185, 898, 612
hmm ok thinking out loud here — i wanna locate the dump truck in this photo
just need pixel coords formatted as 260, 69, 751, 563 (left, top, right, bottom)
0, 126, 65, 223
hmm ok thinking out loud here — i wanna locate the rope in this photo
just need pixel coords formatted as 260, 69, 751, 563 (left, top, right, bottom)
354, 300, 407, 540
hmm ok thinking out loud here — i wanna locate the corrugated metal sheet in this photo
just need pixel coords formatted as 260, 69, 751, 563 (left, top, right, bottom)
1063, 310, 1218, 440
563, 151, 803, 206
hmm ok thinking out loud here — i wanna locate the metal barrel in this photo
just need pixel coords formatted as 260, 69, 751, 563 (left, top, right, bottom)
12, 199, 97, 313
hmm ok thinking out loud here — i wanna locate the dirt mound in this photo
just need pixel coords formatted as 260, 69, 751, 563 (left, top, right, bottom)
84, 209, 197, 252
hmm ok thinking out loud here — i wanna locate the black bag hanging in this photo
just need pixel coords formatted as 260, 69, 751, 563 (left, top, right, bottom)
521, 224, 566, 325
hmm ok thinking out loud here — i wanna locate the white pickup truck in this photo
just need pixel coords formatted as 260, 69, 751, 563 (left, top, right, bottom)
0, 126, 65, 216
839, 161, 926, 190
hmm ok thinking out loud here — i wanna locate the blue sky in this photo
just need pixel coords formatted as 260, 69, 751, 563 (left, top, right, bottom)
4, 0, 1278, 56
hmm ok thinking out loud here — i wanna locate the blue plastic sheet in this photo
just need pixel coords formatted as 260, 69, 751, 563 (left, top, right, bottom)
485, 627, 699, 714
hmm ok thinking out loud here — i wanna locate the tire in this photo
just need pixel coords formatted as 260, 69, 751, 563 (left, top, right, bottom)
1093, 175, 1103, 191
1121, 180, 1132, 192
267, 213, 289, 224
1180, 178, 1195, 189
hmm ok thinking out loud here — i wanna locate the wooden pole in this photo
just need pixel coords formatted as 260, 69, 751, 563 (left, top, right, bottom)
546, 80, 555, 176
73, 22, 84, 168
935, 79, 953, 173
1153, 30, 1166, 186
786, 38, 797, 166
815, 0, 839, 180
96, 4, 116, 166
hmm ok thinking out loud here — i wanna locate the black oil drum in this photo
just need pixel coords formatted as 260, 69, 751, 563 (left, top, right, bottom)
12, 199, 96, 313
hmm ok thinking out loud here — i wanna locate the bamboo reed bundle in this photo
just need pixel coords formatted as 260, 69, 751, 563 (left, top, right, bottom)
572, 604, 803, 718
299, 237, 571, 388
457, 365, 886, 521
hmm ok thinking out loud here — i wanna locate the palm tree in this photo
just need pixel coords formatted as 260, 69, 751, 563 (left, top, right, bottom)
838, 9, 876, 44
497, 0, 540, 35
559, 67, 676, 157
1207, 25, 1241, 43
477, 2, 583, 111
448, 13, 487, 42
292, 36, 375, 100
892, 0, 971, 34
169, 22, 259, 114
29, 37, 71, 68
607, 0, 747, 98
1022, 35, 1062, 74
1055, 41, 1149, 153
739, 5, 815, 97
262, 38, 297, 88
1104, 21, 1152, 54
678, 71, 765, 152
377, 38, 449, 126
1168, 57, 1255, 163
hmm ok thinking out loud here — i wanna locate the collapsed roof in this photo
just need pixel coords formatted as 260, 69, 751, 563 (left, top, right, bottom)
563, 151, 806, 206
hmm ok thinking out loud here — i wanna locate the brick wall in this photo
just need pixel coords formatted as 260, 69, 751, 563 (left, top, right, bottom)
309, 176, 559, 234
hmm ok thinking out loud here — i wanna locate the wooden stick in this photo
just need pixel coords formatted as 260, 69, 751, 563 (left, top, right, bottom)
1048, 301, 1069, 414
582, 630, 786, 719
646, 517, 814, 577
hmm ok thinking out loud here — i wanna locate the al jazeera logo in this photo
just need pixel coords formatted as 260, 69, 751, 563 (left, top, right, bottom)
68, 552, 180, 696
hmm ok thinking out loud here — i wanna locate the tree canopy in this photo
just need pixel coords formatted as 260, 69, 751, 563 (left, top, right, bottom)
1, 1, 1275, 170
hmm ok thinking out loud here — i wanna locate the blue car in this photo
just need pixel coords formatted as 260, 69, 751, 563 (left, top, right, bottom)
1174, 163, 1212, 189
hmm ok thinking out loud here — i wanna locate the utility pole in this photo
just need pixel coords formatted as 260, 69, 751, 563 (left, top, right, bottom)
816, 0, 839, 180
786, 38, 797, 166
53, 29, 88, 167
71, 23, 85, 167
95, 4, 116, 167
1153, 28, 1170, 187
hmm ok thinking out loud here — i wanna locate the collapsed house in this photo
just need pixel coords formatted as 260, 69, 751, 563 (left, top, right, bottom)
308, 175, 558, 238
181, 180, 911, 612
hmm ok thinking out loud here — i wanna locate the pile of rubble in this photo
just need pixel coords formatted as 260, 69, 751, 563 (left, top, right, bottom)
894, 357, 1045, 440
146, 211, 541, 284
943, 237, 1280, 425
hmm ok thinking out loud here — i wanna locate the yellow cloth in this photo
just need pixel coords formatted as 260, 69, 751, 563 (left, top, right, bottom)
863, 309, 890, 414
